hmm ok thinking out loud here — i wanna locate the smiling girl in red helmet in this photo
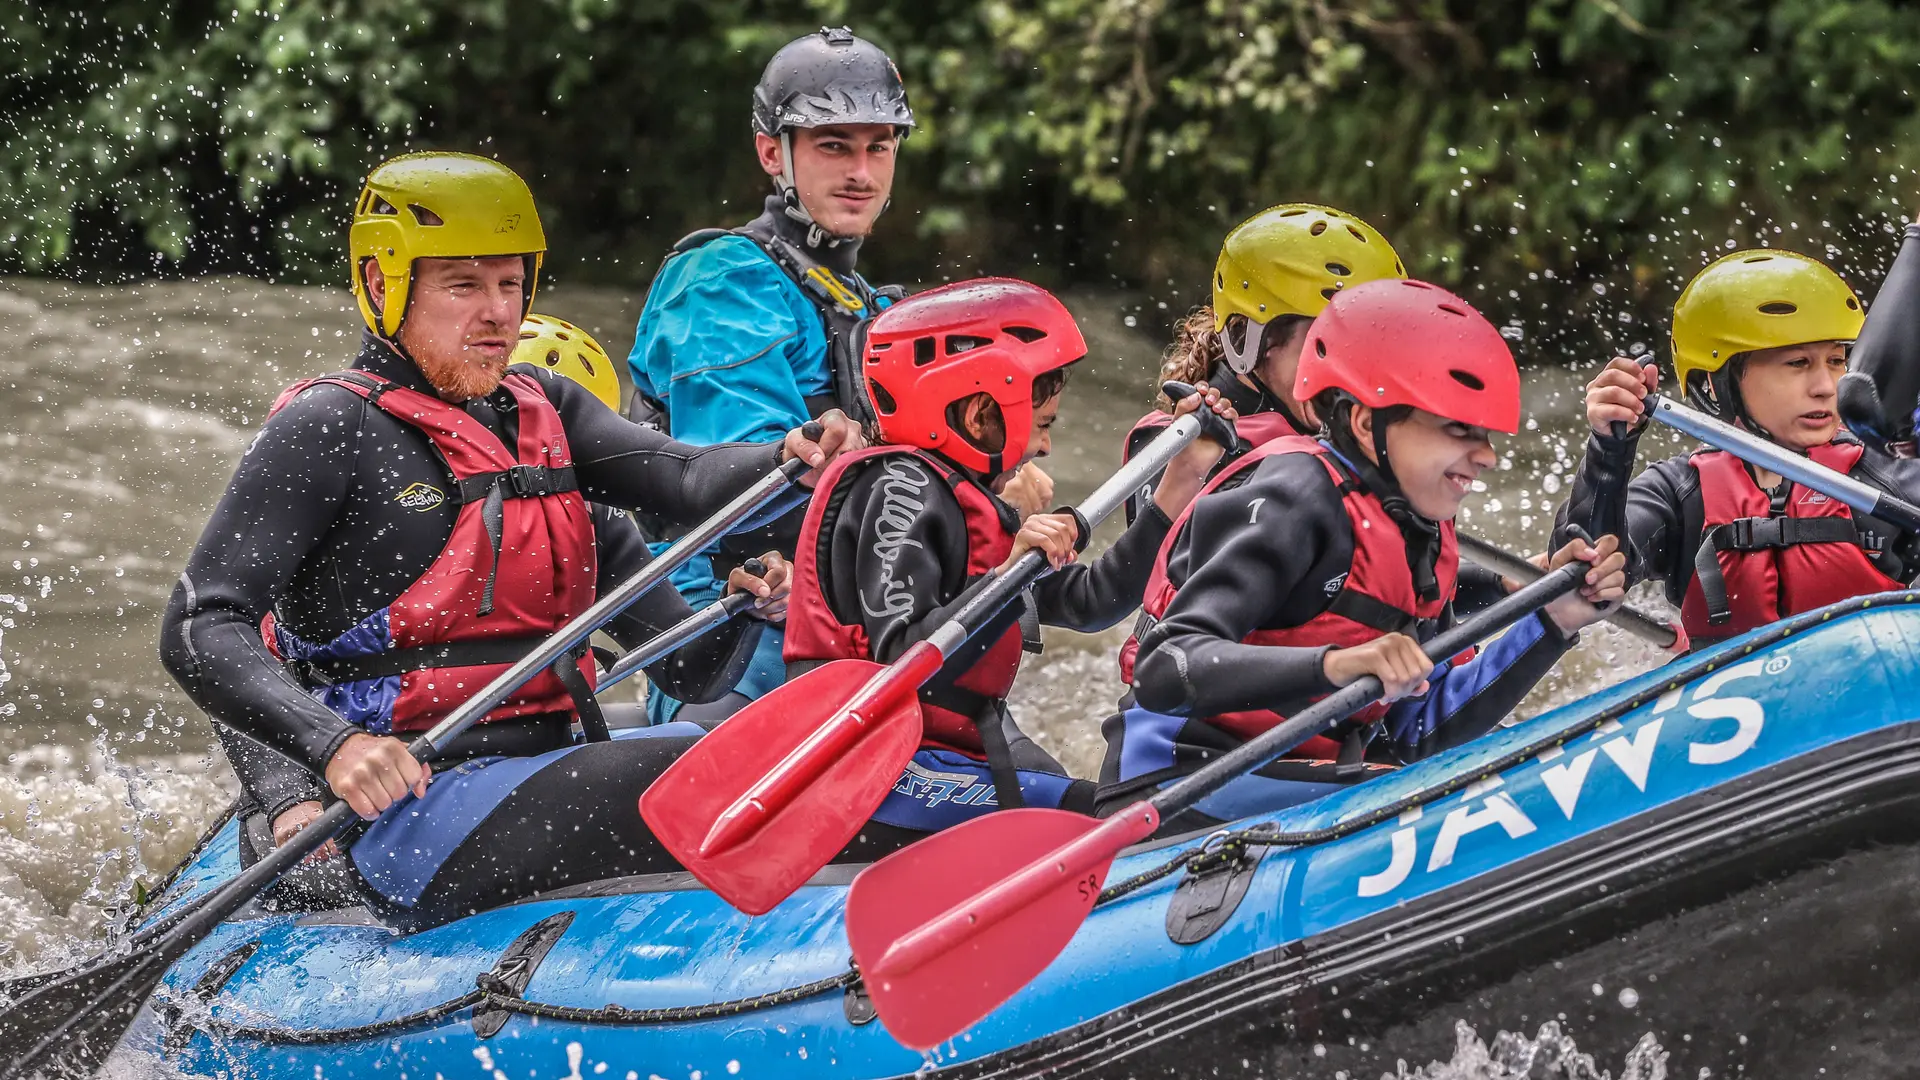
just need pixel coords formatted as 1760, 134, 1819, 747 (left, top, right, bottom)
1098, 279, 1628, 834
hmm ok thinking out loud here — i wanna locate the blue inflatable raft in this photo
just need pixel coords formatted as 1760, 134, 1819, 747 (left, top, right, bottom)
119, 593, 1920, 1078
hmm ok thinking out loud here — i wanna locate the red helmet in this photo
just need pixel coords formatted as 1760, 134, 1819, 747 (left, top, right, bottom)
863, 278, 1087, 475
1294, 278, 1520, 434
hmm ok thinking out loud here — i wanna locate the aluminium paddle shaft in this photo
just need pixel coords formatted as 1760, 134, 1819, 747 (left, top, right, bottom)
1457, 532, 1679, 650
1647, 393, 1920, 533
864, 560, 1591, 984
0, 445, 818, 1080
597, 591, 759, 694
690, 390, 1234, 862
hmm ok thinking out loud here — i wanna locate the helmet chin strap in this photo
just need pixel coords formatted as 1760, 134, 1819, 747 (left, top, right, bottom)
1220, 315, 1265, 376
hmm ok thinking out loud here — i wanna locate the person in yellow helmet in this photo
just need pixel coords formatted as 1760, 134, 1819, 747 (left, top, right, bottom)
1558, 248, 1920, 650
1140, 203, 1406, 452
161, 151, 860, 918
515, 313, 623, 411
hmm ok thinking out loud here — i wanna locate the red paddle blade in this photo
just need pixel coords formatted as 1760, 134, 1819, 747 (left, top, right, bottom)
640, 659, 924, 915
846, 805, 1160, 1050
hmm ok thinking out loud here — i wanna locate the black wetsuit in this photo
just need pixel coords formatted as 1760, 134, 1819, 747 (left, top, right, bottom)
796, 451, 1177, 812
1553, 427, 1920, 619
162, 334, 799, 915
1102, 443, 1577, 828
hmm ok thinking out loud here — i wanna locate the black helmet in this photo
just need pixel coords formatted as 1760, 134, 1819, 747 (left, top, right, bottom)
751, 27, 915, 138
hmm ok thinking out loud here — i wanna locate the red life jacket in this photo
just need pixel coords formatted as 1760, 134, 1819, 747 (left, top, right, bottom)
784, 445, 1025, 758
1119, 436, 1462, 753
1681, 442, 1901, 641
259, 370, 598, 734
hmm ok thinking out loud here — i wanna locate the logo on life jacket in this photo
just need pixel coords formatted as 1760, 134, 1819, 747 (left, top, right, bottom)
1799, 489, 1831, 505
394, 482, 447, 512
1323, 572, 1350, 596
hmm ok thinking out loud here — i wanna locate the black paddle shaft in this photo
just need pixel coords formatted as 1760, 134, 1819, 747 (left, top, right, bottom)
921, 390, 1225, 660
0, 442, 821, 1079
1146, 560, 1589, 822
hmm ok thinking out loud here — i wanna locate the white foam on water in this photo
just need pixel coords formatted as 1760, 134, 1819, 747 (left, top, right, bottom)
0, 742, 233, 980
1338, 1020, 1675, 1080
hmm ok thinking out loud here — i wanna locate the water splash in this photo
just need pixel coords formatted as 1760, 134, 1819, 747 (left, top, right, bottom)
1344, 1020, 1677, 1080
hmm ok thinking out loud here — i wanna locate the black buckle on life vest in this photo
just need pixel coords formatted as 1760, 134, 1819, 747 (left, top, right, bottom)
507, 464, 553, 497
1721, 516, 1783, 550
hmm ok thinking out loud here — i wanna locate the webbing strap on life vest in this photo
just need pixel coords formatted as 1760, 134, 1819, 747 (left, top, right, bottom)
973, 702, 1026, 811
1325, 588, 1418, 636
462, 464, 582, 617
551, 641, 611, 743
285, 636, 552, 688
285, 635, 611, 741
1693, 516, 1875, 626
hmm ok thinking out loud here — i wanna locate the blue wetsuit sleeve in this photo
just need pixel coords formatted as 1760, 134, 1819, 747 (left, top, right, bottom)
630, 243, 827, 447
1375, 610, 1575, 761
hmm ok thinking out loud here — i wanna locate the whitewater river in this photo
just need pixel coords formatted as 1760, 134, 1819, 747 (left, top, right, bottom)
0, 274, 1782, 1077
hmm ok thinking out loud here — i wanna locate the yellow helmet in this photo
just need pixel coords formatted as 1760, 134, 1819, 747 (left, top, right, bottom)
1671, 248, 1864, 397
514, 314, 621, 411
349, 152, 547, 338
1212, 203, 1404, 374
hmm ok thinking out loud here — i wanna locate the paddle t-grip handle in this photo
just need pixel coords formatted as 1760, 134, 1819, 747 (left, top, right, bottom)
1161, 380, 1239, 451
1646, 393, 1920, 533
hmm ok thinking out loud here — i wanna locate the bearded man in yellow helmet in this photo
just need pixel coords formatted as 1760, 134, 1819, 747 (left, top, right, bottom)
160, 152, 859, 918
1559, 249, 1920, 651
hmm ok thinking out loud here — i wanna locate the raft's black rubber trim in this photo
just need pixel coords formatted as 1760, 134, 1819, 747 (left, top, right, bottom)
912, 652, 1920, 1075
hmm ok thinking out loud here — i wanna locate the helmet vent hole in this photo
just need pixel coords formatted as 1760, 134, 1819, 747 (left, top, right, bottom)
579, 355, 597, 377
870, 382, 898, 415
542, 349, 562, 368
1325, 262, 1351, 277
1449, 369, 1486, 391
1758, 301, 1798, 315
1743, 255, 1774, 264
913, 337, 937, 366
1315, 338, 1328, 358
1438, 304, 1467, 317
1321, 287, 1338, 300
1002, 325, 1048, 343
1280, 209, 1307, 218
407, 204, 445, 227
867, 341, 892, 359
368, 196, 399, 216
1309, 221, 1329, 236
1347, 226, 1367, 242
1847, 297, 1861, 310
946, 334, 992, 355
1215, 272, 1225, 290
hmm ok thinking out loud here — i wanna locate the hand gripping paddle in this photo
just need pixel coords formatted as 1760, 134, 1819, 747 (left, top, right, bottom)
0, 430, 823, 1080
845, 559, 1592, 1050
641, 384, 1237, 916
1645, 392, 1920, 532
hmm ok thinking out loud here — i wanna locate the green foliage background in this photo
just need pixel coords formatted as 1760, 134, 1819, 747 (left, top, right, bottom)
5, 0, 1919, 357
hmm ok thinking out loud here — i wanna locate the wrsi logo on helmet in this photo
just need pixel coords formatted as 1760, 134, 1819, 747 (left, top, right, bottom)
1671, 248, 1864, 422
1295, 278, 1521, 436
752, 27, 915, 239
1214, 204, 1404, 375
862, 278, 1087, 477
514, 313, 621, 411
350, 152, 548, 339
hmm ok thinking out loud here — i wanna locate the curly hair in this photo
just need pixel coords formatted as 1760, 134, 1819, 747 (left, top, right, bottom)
1156, 306, 1224, 408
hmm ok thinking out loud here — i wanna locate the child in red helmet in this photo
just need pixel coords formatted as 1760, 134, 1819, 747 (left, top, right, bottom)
1098, 279, 1628, 833
784, 278, 1234, 836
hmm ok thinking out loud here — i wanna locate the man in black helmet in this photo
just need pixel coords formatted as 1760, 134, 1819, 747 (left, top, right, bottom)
623, 27, 1060, 727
